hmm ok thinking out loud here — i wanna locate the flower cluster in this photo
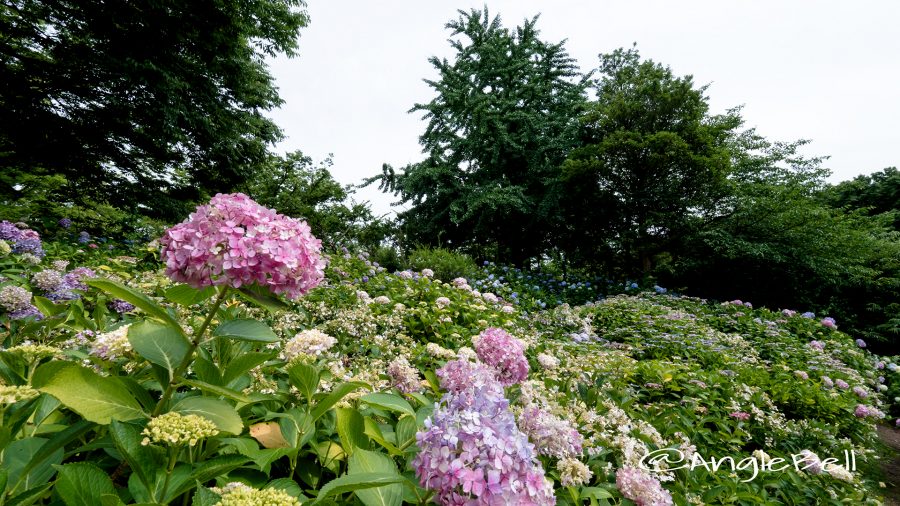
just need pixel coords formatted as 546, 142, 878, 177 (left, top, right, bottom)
615, 467, 673, 506
536, 353, 559, 370
518, 406, 583, 459
210, 482, 301, 506
141, 412, 219, 446
110, 299, 136, 314
7, 343, 60, 362
89, 325, 133, 360
557, 458, 593, 487
282, 329, 336, 362
414, 358, 556, 505
425, 342, 457, 360
0, 221, 44, 257
387, 356, 422, 394
820, 317, 837, 329
159, 193, 325, 299
0, 285, 33, 311
32, 269, 64, 291
473, 327, 529, 387
1, 384, 40, 405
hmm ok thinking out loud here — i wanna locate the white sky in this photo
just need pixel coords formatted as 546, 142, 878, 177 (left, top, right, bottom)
268, 1, 900, 217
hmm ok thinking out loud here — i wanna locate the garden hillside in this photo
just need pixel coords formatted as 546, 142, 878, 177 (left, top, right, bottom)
0, 211, 898, 505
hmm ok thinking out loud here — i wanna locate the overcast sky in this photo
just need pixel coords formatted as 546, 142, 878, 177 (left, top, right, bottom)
268, 1, 900, 217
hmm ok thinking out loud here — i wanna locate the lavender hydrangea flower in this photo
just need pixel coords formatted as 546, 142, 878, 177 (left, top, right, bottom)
110, 299, 135, 314
9, 304, 43, 321
820, 317, 837, 329
855, 339, 866, 348
801, 312, 815, 319
77, 231, 91, 244
0, 285, 33, 311
518, 406, 583, 459
414, 358, 555, 505
58, 218, 72, 229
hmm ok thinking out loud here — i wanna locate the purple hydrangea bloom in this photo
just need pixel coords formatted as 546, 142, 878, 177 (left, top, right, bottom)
77, 231, 91, 244
820, 317, 837, 329
855, 339, 866, 348
111, 299, 135, 314
473, 327, 529, 387
801, 312, 815, 319
58, 218, 73, 229
9, 304, 43, 321
0, 221, 21, 242
414, 359, 555, 505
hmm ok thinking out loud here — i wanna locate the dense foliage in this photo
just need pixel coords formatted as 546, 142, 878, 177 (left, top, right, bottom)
0, 208, 896, 505
0, 0, 308, 220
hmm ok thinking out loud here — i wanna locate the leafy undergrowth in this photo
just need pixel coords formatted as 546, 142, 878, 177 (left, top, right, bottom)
1, 244, 897, 505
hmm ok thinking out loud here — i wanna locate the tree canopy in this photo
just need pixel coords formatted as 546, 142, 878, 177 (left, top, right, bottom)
0, 0, 308, 219
372, 8, 588, 263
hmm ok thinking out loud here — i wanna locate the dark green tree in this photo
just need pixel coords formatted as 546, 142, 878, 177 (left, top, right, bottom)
371, 8, 588, 263
560, 47, 741, 274
821, 167, 900, 230
241, 151, 394, 250
0, 0, 308, 220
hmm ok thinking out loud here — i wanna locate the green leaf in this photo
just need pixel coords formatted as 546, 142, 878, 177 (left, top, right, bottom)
100, 494, 126, 506
363, 418, 402, 457
335, 408, 369, 454
235, 284, 290, 312
37, 364, 146, 424
7, 483, 53, 506
313, 473, 404, 505
164, 284, 216, 306
32, 296, 66, 317
348, 450, 402, 506
108, 421, 164, 498
360, 393, 415, 418
181, 379, 253, 403
172, 396, 243, 435
192, 487, 222, 506
85, 278, 183, 332
311, 382, 369, 421
213, 319, 278, 342
3, 438, 63, 497
223, 352, 274, 385
287, 362, 319, 402
54, 462, 117, 506
127, 320, 190, 379
394, 416, 417, 450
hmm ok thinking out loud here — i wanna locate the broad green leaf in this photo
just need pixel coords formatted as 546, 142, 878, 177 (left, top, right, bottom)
192, 487, 222, 506
127, 320, 190, 378
54, 462, 117, 506
287, 362, 320, 402
164, 284, 216, 306
363, 418, 402, 456
394, 416, 417, 450
32, 296, 66, 316
7, 483, 53, 506
360, 393, 415, 418
109, 421, 164, 498
223, 352, 274, 385
348, 450, 402, 506
336, 408, 369, 454
38, 364, 145, 424
311, 381, 370, 421
313, 473, 404, 505
85, 278, 183, 332
172, 396, 243, 434
100, 494, 126, 506
213, 319, 278, 342
181, 379, 253, 403
236, 284, 290, 312
3, 437, 63, 497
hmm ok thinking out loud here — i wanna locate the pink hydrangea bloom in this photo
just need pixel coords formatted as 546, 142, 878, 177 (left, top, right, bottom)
159, 193, 325, 299
820, 317, 837, 329
615, 467, 673, 506
473, 327, 529, 387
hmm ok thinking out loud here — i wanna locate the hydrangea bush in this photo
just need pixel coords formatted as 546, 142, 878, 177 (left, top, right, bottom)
0, 194, 895, 505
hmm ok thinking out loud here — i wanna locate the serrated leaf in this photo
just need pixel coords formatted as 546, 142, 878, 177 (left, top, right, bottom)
85, 278, 183, 332
213, 319, 278, 342
311, 381, 369, 421
287, 362, 319, 402
313, 473, 404, 505
37, 364, 145, 424
54, 462, 117, 506
336, 408, 369, 454
127, 320, 190, 378
348, 450, 402, 506
164, 284, 216, 306
172, 396, 242, 435
360, 393, 415, 418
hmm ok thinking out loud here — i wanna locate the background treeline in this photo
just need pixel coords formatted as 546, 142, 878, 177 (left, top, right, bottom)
1, 4, 896, 349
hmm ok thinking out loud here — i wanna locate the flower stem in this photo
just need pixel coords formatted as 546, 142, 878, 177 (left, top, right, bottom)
152, 286, 229, 416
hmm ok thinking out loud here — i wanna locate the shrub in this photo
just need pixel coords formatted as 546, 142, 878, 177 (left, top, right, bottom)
406, 246, 477, 281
